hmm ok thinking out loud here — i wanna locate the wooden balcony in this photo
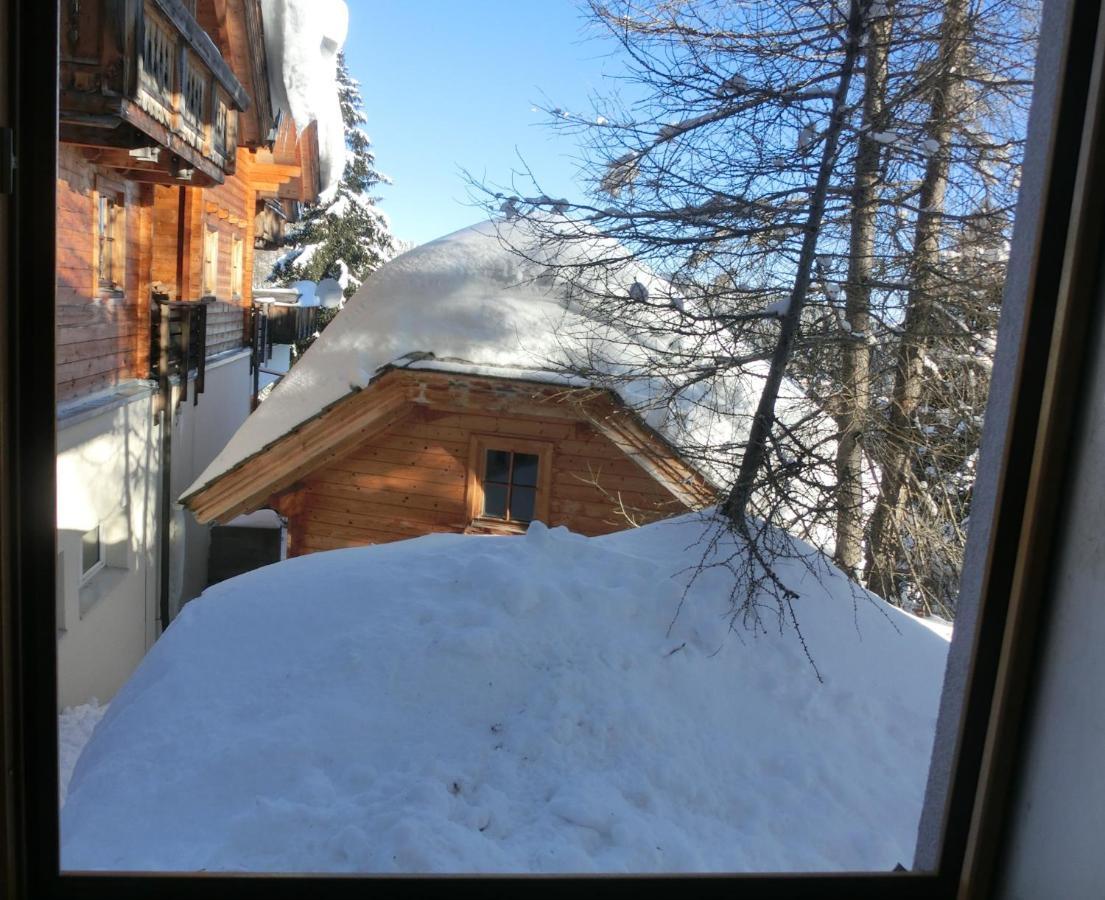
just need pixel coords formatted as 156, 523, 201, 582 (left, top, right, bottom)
60, 0, 251, 187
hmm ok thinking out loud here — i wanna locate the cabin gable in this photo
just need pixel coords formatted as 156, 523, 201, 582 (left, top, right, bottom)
278, 397, 695, 556
183, 369, 717, 545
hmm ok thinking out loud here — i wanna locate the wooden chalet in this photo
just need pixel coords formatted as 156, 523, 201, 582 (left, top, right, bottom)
180, 222, 719, 556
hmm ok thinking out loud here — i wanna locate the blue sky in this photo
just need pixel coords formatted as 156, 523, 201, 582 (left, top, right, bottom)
342, 1, 629, 246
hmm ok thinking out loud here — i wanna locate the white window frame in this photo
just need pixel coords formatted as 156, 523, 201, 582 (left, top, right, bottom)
202, 227, 219, 297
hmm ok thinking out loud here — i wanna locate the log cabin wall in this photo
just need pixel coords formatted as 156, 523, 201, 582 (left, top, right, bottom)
57, 145, 154, 402
57, 143, 259, 404
281, 403, 690, 556
194, 147, 256, 309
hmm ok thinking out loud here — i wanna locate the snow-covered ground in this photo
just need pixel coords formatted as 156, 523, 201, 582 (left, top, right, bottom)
58, 700, 107, 807
61, 513, 949, 873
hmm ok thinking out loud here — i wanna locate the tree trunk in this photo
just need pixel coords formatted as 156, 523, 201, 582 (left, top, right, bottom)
864, 0, 969, 602
834, 12, 891, 576
723, 0, 869, 530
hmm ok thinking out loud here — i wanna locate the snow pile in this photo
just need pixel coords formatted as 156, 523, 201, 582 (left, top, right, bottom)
260, 0, 347, 198
185, 218, 821, 500
58, 700, 107, 807
62, 513, 948, 873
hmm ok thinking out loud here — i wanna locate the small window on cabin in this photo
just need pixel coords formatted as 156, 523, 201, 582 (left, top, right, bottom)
231, 234, 244, 298
95, 187, 125, 293
482, 449, 540, 522
203, 228, 219, 297
467, 436, 551, 533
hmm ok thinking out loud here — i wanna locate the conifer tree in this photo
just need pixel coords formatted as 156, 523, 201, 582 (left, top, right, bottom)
275, 52, 394, 298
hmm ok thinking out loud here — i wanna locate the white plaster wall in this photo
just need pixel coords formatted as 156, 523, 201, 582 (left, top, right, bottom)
169, 350, 253, 613
56, 386, 160, 710
55, 351, 253, 709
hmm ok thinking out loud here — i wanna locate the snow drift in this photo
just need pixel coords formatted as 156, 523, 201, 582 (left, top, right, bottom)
61, 513, 948, 873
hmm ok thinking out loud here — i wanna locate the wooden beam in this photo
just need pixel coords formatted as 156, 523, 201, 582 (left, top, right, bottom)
118, 98, 226, 184
185, 383, 417, 523
78, 146, 217, 186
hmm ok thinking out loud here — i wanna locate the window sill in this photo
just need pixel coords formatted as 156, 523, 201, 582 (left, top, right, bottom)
465, 517, 530, 536
77, 564, 131, 618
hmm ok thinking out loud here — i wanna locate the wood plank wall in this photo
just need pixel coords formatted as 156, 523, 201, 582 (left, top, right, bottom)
287, 406, 688, 556
56, 145, 259, 404
56, 145, 153, 401
197, 147, 256, 308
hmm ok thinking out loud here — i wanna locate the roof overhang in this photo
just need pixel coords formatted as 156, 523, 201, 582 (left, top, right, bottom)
182, 366, 717, 525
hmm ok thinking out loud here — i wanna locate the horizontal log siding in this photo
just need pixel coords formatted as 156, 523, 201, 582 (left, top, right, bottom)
199, 148, 256, 317
288, 405, 688, 556
56, 146, 153, 401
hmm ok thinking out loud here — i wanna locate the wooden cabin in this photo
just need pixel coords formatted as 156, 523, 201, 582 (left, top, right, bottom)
184, 366, 716, 553
181, 221, 719, 555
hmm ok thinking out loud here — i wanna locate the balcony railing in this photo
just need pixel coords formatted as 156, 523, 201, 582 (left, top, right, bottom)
60, 0, 250, 186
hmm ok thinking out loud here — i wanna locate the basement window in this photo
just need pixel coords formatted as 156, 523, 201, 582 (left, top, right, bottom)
466, 435, 551, 533
79, 525, 103, 584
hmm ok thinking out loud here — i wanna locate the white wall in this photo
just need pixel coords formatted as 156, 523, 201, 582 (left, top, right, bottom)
169, 350, 253, 614
56, 384, 159, 710
55, 350, 253, 709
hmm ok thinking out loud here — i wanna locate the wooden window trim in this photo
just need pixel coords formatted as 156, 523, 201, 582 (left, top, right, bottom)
201, 226, 218, 298
230, 233, 243, 299
465, 434, 552, 534
92, 175, 125, 297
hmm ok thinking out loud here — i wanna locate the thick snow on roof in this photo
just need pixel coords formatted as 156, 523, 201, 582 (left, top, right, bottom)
186, 217, 814, 500
260, 0, 347, 199
61, 513, 948, 872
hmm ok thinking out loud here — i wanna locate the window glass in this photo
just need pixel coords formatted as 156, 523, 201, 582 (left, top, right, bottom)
482, 482, 508, 518
512, 452, 539, 487
80, 526, 100, 576
510, 485, 536, 522
484, 449, 511, 484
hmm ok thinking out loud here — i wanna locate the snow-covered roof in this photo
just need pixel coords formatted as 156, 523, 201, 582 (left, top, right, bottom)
260, 0, 347, 200
185, 217, 813, 501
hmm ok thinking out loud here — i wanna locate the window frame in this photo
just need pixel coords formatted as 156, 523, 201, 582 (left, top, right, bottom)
465, 434, 553, 534
230, 232, 243, 299
202, 226, 219, 298
77, 524, 103, 586
3, 0, 1104, 896
92, 176, 125, 296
